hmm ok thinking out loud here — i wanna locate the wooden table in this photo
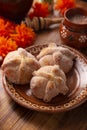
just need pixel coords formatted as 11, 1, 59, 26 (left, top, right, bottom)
0, 1, 87, 130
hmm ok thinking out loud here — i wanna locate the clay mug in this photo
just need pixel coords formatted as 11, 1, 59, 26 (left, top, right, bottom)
59, 7, 87, 49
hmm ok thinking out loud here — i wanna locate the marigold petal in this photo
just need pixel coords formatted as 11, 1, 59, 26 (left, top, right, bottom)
55, 0, 76, 15
29, 2, 50, 19
10, 23, 36, 48
0, 37, 18, 58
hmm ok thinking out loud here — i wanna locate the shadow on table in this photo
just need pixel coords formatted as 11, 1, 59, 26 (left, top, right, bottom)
10, 99, 87, 130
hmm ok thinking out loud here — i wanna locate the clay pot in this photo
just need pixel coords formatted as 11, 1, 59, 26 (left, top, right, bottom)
0, 0, 33, 21
59, 7, 87, 49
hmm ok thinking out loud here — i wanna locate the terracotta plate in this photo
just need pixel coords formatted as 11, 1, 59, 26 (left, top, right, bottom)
2, 44, 87, 113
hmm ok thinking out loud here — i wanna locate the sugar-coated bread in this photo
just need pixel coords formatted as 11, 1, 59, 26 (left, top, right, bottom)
30, 65, 69, 102
37, 43, 75, 73
2, 48, 40, 84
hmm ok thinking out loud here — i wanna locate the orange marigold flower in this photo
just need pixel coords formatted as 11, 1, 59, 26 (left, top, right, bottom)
0, 37, 18, 58
29, 2, 50, 19
0, 17, 15, 37
10, 23, 36, 48
55, 0, 76, 15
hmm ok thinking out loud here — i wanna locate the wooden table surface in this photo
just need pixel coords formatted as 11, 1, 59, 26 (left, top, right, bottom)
0, 1, 87, 130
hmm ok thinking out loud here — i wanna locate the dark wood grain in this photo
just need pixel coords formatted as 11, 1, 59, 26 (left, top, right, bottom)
0, 1, 87, 129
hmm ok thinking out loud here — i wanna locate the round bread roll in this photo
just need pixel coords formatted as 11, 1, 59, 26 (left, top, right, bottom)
30, 65, 69, 102
37, 43, 75, 73
2, 48, 40, 84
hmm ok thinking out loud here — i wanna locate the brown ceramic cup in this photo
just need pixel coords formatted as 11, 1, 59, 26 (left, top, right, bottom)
59, 7, 87, 49
0, 0, 33, 21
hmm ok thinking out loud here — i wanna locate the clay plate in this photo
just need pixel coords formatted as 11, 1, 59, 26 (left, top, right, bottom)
2, 44, 87, 113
